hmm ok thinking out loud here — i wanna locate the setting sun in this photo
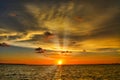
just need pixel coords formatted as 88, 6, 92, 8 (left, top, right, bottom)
57, 60, 63, 65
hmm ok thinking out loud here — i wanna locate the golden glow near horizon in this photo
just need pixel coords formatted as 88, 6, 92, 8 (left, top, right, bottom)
57, 59, 63, 65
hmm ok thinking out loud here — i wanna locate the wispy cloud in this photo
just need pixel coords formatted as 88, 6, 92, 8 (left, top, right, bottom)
0, 0, 120, 52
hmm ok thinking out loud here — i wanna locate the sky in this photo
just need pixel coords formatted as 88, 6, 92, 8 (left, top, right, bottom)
0, 0, 120, 64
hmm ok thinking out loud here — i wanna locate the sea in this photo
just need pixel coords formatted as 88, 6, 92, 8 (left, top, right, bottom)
0, 64, 120, 80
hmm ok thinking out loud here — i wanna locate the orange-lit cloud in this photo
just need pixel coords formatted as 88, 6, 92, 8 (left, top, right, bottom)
0, 0, 120, 64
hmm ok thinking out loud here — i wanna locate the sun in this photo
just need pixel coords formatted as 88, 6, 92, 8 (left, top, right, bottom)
57, 60, 63, 65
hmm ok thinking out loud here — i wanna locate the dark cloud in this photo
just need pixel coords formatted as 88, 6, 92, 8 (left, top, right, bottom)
0, 0, 119, 50
0, 36, 7, 41
0, 0, 47, 33
0, 42, 10, 47
89, 14, 120, 39
95, 48, 120, 52
8, 35, 21, 40
44, 31, 55, 41
35, 47, 45, 53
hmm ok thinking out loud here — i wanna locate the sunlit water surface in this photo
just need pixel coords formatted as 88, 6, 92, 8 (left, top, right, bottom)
0, 64, 120, 80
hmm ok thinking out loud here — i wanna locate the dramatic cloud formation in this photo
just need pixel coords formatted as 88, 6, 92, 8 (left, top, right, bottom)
0, 0, 120, 64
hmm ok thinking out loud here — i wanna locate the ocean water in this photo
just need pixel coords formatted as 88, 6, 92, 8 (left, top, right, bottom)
0, 64, 120, 80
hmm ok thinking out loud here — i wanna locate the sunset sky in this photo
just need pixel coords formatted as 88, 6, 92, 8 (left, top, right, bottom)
0, 0, 120, 64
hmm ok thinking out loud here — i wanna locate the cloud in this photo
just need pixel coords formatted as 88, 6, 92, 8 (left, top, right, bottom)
43, 31, 55, 41
95, 48, 120, 52
0, 0, 120, 51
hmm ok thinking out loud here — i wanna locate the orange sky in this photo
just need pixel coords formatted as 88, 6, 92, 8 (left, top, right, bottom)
0, 54, 119, 65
